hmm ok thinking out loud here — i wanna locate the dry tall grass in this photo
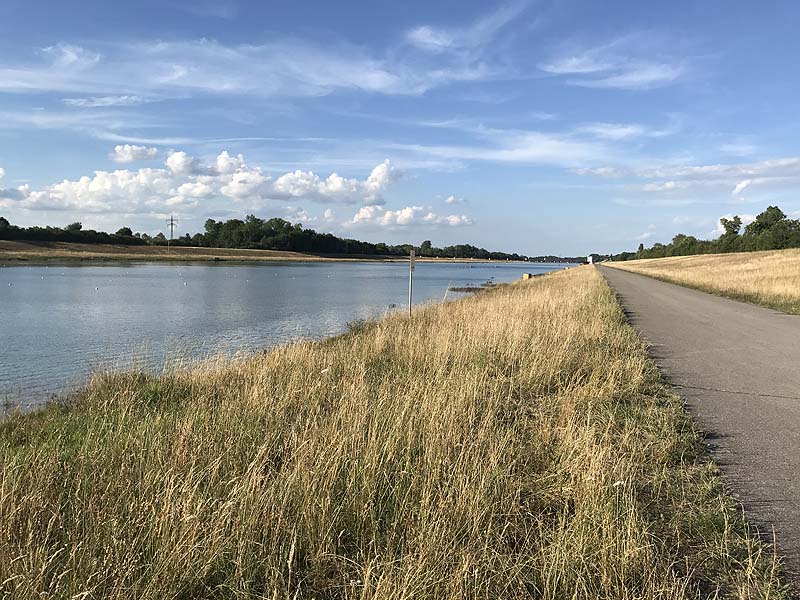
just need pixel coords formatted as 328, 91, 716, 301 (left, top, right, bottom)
0, 266, 788, 598
607, 249, 800, 313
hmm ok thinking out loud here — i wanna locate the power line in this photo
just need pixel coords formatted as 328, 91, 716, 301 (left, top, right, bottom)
166, 215, 177, 249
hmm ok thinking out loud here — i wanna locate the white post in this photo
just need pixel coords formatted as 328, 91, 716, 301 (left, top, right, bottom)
408, 248, 415, 316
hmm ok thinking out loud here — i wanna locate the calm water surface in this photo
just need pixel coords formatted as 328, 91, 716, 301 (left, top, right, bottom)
0, 261, 569, 407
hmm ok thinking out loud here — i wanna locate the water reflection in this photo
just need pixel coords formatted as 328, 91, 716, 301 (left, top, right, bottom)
0, 261, 569, 406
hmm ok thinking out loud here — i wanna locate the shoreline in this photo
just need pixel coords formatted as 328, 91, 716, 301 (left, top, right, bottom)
0, 241, 572, 266
1, 261, 563, 411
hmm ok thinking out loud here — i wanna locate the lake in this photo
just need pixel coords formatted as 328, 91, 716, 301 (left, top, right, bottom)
0, 260, 570, 408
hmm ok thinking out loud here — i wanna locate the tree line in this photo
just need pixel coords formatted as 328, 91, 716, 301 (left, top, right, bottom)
614, 205, 800, 261
0, 214, 544, 261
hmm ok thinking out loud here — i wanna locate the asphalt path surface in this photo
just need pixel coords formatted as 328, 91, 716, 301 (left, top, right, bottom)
599, 265, 800, 582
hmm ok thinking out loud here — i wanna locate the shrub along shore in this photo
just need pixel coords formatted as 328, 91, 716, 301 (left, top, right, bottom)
0, 266, 789, 598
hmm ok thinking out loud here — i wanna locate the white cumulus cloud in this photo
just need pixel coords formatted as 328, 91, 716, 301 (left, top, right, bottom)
110, 144, 159, 163
166, 150, 203, 175
273, 159, 396, 204
215, 150, 246, 174
445, 194, 465, 204
0, 152, 397, 216
349, 204, 473, 228
0, 167, 28, 202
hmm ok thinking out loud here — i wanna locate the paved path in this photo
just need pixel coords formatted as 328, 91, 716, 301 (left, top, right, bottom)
599, 266, 800, 580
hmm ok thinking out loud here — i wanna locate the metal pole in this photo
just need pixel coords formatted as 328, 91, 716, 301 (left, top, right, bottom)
408, 248, 415, 316
166, 215, 175, 249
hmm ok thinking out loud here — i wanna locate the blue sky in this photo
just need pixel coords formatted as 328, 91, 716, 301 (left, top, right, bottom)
1, 0, 800, 255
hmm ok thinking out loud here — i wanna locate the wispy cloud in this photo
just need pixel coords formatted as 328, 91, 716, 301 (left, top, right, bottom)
385, 129, 611, 168
540, 34, 685, 90
638, 157, 800, 181
176, 0, 238, 20
720, 142, 759, 157
571, 166, 629, 178
600, 156, 800, 204
575, 122, 647, 140
405, 1, 528, 52
573, 63, 682, 90
0, 109, 336, 149
0, 36, 504, 100
634, 224, 657, 240
732, 179, 752, 195
62, 95, 149, 108
0, 108, 153, 133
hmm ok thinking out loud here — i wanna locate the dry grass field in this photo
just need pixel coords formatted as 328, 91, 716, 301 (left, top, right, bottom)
606, 249, 800, 314
0, 241, 513, 264
0, 240, 358, 263
0, 266, 788, 598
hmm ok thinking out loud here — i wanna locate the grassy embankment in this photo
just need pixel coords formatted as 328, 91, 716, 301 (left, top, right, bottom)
606, 249, 800, 314
0, 241, 511, 264
0, 266, 788, 598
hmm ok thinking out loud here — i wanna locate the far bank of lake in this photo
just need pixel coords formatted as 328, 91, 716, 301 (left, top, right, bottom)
1, 260, 570, 407
0, 240, 573, 264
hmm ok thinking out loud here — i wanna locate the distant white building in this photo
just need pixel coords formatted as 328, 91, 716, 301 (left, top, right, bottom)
587, 255, 594, 264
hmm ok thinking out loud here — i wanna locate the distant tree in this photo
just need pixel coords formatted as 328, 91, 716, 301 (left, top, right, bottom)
720, 216, 742, 237
619, 203, 800, 260
715, 216, 742, 253
744, 206, 786, 237
669, 234, 702, 256
0, 214, 532, 259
